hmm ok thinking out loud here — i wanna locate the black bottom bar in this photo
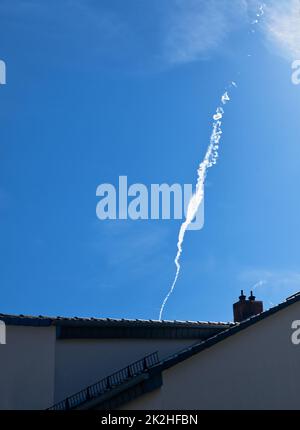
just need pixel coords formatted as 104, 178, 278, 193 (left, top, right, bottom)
0, 410, 298, 426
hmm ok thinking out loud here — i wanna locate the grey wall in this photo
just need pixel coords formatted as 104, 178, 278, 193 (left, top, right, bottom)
0, 322, 204, 408
0, 325, 56, 410
54, 338, 196, 403
122, 301, 300, 410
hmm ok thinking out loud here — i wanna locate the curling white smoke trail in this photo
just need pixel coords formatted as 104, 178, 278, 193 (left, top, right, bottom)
159, 87, 234, 320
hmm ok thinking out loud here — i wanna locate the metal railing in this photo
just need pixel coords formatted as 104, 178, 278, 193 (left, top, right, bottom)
48, 351, 159, 410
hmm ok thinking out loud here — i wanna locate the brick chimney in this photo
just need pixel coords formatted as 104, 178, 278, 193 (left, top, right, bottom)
233, 290, 263, 322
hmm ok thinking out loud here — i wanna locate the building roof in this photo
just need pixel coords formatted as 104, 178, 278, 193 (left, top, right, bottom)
154, 291, 300, 371
87, 291, 300, 409
47, 291, 300, 410
0, 312, 234, 339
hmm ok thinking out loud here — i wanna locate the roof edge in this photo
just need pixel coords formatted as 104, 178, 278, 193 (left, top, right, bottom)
0, 312, 233, 328
153, 291, 300, 372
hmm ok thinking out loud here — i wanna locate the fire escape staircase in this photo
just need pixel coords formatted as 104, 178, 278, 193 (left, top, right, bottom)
48, 351, 160, 410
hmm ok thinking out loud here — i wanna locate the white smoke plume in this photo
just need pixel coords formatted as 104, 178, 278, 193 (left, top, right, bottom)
159, 86, 234, 320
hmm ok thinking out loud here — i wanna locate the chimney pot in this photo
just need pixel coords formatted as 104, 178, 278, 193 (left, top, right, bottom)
239, 290, 246, 301
249, 291, 256, 301
233, 291, 263, 322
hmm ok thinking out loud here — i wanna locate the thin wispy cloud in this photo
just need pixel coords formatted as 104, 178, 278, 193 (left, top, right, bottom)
2, 0, 299, 70
4, 0, 298, 71
263, 0, 300, 60
0, 0, 252, 69
162, 0, 248, 65
239, 268, 300, 295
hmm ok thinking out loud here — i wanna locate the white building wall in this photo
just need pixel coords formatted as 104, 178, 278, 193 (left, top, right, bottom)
122, 301, 300, 410
54, 338, 197, 403
0, 325, 56, 410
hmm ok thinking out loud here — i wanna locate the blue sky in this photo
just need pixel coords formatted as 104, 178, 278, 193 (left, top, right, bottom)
0, 0, 300, 322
